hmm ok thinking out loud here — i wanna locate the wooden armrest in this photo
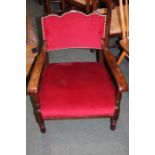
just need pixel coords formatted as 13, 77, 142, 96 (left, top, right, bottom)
100, 0, 115, 9
27, 45, 47, 94
103, 47, 128, 92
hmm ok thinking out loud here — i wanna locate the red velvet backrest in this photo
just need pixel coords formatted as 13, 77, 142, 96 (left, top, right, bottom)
42, 11, 106, 52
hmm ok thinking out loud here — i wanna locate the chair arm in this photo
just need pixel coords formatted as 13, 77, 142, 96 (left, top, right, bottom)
103, 47, 128, 92
100, 0, 115, 9
27, 47, 47, 94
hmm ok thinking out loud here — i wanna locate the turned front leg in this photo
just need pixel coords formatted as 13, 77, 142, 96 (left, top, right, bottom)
30, 93, 46, 133
110, 91, 122, 130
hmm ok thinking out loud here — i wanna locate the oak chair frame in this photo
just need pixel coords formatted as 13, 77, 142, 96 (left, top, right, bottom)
27, 7, 128, 133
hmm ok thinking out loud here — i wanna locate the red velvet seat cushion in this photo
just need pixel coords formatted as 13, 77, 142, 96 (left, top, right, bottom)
38, 62, 115, 119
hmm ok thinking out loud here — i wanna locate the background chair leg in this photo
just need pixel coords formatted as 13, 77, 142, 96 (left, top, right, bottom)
117, 51, 126, 65
61, 0, 65, 13
44, 0, 51, 14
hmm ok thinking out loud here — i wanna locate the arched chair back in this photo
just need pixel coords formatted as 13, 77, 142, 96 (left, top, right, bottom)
41, 11, 106, 51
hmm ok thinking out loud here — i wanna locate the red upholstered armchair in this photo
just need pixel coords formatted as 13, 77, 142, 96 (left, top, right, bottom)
27, 10, 128, 133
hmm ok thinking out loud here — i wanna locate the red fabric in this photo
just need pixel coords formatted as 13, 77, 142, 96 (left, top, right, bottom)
38, 62, 115, 119
42, 11, 105, 51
